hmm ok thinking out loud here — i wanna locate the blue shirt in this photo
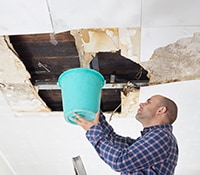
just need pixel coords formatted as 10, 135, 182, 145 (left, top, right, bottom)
86, 113, 178, 175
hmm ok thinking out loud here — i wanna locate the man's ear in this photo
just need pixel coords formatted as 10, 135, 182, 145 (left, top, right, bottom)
157, 106, 167, 114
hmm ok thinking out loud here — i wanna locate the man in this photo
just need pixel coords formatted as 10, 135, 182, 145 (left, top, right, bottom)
72, 95, 179, 175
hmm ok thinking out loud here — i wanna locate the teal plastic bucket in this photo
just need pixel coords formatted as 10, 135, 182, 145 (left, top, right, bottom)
58, 68, 105, 125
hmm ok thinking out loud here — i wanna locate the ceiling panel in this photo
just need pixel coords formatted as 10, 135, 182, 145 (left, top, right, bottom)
0, 0, 52, 35
48, 0, 141, 33
142, 0, 200, 27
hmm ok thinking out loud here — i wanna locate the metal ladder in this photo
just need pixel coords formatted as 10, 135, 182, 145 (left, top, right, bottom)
72, 155, 87, 175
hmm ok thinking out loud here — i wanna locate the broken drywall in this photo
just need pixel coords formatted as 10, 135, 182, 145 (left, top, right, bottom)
71, 29, 200, 86
70, 27, 141, 67
119, 27, 141, 62
70, 30, 95, 68
0, 36, 50, 112
0, 36, 30, 84
141, 32, 200, 84
1, 83, 50, 112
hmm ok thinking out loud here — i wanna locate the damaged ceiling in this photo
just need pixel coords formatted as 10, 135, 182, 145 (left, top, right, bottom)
0, 30, 200, 115
7, 31, 149, 112
0, 0, 200, 116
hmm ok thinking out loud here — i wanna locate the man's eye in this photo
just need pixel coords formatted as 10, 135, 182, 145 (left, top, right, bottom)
147, 99, 151, 104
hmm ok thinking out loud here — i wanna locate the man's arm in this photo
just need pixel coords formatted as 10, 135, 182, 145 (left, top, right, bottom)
73, 112, 135, 148
86, 127, 170, 173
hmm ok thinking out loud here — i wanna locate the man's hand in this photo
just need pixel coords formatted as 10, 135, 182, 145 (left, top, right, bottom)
72, 112, 100, 131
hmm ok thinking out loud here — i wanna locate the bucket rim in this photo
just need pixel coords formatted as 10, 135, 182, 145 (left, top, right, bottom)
64, 109, 96, 125
58, 68, 105, 88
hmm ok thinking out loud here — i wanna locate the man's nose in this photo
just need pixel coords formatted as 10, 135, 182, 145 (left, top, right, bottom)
139, 102, 146, 107
139, 103, 144, 107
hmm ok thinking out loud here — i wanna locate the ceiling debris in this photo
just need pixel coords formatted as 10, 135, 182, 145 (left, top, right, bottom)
120, 82, 140, 118
0, 36, 50, 112
141, 32, 200, 84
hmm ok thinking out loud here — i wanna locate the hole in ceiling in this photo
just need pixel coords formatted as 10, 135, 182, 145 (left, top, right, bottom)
9, 32, 149, 112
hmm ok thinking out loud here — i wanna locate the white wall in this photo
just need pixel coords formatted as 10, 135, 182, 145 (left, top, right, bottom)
0, 80, 200, 175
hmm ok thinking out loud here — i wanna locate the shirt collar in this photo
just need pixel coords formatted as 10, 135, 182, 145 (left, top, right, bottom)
141, 124, 173, 136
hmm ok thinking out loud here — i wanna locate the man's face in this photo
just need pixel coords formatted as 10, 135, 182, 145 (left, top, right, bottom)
135, 95, 161, 125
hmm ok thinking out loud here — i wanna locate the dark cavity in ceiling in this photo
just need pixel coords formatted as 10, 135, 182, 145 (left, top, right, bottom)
9, 31, 149, 112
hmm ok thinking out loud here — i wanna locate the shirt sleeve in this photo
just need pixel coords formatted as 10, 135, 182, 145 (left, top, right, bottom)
86, 124, 170, 173
97, 112, 135, 148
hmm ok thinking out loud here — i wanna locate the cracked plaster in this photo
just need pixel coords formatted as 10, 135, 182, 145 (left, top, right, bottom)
0, 36, 50, 112
141, 32, 200, 84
